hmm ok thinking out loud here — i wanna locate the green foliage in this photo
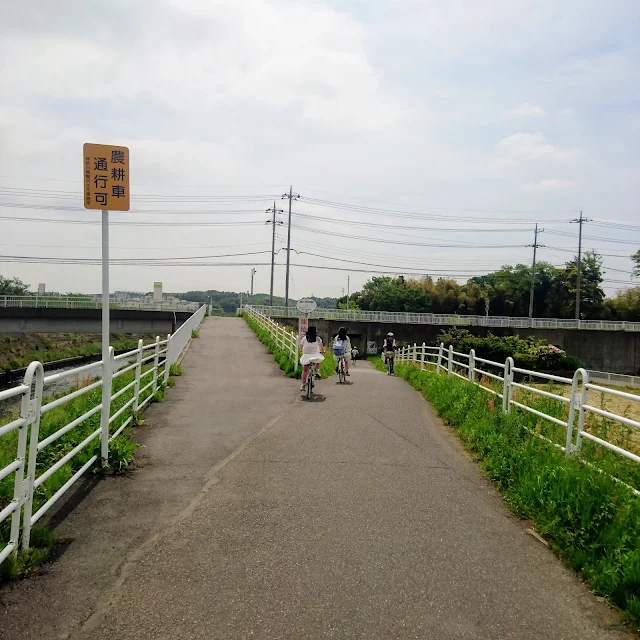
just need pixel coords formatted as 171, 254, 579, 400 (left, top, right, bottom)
191, 329, 199, 339
389, 363, 640, 629
175, 289, 337, 314
631, 250, 640, 279
0, 274, 31, 296
0, 335, 154, 373
0, 526, 56, 581
167, 377, 176, 387
244, 314, 335, 380
436, 328, 579, 371
339, 251, 640, 321
107, 431, 139, 474
169, 363, 183, 376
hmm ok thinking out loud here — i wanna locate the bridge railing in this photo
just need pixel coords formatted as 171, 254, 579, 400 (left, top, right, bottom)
395, 342, 640, 494
0, 295, 201, 313
243, 305, 640, 332
0, 305, 206, 564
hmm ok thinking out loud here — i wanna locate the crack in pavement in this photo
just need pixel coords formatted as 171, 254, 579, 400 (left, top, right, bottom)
75, 403, 295, 637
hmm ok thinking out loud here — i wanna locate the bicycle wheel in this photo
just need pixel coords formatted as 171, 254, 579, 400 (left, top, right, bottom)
306, 372, 313, 399
387, 358, 392, 375
338, 361, 346, 383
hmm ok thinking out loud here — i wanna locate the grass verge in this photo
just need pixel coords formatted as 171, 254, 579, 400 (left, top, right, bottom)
378, 360, 640, 630
244, 314, 335, 379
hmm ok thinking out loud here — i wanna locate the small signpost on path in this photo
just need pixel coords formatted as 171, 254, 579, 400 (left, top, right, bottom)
83, 143, 130, 462
296, 298, 317, 338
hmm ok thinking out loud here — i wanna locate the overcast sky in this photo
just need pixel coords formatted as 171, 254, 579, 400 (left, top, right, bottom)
1, 0, 638, 300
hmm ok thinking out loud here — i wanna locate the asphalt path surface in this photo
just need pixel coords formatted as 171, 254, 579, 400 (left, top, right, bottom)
1, 318, 632, 639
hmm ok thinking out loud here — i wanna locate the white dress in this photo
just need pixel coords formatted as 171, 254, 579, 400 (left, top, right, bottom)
299, 336, 325, 366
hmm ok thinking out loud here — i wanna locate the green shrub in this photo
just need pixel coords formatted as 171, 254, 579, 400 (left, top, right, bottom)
191, 329, 200, 339
436, 328, 579, 371
169, 363, 183, 376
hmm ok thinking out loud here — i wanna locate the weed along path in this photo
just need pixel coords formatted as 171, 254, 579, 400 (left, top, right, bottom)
0, 317, 296, 639
27, 342, 627, 638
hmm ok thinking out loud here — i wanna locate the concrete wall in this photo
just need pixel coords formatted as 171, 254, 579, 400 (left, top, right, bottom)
274, 317, 640, 375
0, 307, 194, 335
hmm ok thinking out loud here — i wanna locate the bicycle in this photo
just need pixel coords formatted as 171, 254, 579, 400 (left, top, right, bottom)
305, 358, 322, 399
336, 356, 347, 383
384, 352, 394, 375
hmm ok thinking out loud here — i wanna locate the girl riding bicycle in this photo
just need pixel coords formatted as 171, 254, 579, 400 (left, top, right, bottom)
332, 327, 352, 377
299, 325, 324, 391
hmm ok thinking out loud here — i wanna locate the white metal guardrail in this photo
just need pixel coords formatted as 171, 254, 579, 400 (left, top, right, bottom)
1, 295, 201, 312
395, 342, 640, 494
0, 305, 205, 565
587, 370, 640, 389
245, 306, 300, 373
244, 304, 640, 332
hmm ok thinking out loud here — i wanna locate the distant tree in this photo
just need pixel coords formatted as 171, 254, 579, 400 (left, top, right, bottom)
0, 275, 31, 296
632, 249, 640, 278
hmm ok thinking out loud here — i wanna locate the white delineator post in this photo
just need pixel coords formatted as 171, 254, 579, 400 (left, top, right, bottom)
100, 209, 111, 464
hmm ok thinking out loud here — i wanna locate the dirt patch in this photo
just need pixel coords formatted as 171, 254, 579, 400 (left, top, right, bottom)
0, 332, 155, 371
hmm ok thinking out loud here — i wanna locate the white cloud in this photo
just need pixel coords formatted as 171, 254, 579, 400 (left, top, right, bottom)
0, 1, 401, 131
495, 132, 580, 165
505, 103, 546, 119
522, 179, 577, 192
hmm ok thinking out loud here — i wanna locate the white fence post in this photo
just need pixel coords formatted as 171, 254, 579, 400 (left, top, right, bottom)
20, 362, 44, 550
100, 346, 115, 464
152, 336, 160, 394
574, 370, 589, 453
163, 334, 171, 385
469, 349, 475, 382
564, 368, 587, 455
436, 342, 444, 374
447, 345, 453, 375
421, 342, 426, 370
133, 339, 143, 410
503, 357, 514, 413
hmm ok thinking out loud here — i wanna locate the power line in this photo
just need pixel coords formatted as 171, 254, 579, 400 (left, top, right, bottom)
290, 223, 529, 248
0, 214, 267, 227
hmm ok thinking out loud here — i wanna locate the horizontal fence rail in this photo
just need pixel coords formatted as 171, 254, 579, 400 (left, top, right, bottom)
1, 295, 201, 313
0, 305, 205, 563
394, 342, 640, 495
243, 304, 640, 332
245, 307, 300, 373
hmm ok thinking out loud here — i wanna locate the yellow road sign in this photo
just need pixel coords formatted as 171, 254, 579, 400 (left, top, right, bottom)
83, 143, 130, 211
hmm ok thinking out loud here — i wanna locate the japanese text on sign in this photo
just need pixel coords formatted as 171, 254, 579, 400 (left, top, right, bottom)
83, 143, 130, 211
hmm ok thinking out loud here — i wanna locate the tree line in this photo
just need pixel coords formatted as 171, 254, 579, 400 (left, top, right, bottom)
338, 251, 640, 321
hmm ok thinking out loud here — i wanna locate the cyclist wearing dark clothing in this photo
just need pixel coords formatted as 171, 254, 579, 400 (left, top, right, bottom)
382, 332, 397, 373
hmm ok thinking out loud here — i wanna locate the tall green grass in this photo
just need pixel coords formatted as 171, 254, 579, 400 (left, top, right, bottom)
382, 361, 640, 629
244, 314, 335, 379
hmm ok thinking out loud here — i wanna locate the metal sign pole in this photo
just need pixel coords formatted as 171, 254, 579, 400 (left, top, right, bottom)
100, 209, 111, 463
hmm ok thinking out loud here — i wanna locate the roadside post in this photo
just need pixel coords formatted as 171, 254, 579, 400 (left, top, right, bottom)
83, 143, 130, 463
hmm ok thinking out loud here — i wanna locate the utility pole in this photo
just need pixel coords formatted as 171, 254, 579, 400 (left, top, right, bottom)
282, 186, 300, 308
570, 211, 591, 322
266, 202, 283, 306
250, 268, 256, 303
527, 224, 544, 321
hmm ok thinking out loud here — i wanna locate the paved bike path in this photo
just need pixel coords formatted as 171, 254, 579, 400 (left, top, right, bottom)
81, 347, 629, 638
